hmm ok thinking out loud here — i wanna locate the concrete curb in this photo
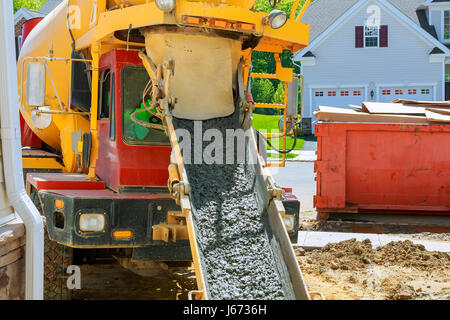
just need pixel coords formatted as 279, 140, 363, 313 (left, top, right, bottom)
268, 150, 317, 163
294, 231, 450, 253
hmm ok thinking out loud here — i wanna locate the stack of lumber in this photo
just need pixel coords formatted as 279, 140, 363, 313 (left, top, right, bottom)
314, 100, 450, 124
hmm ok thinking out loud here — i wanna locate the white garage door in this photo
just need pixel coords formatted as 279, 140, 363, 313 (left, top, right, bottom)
379, 87, 433, 103
311, 88, 365, 133
312, 88, 365, 112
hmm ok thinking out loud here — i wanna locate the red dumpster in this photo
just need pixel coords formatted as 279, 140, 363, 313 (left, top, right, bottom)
314, 122, 450, 215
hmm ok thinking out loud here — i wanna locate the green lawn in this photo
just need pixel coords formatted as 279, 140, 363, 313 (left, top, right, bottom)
267, 153, 298, 159
252, 113, 304, 152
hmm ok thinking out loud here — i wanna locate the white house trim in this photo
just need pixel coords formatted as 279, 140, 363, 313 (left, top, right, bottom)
296, 0, 367, 60
300, 57, 316, 61
424, 1, 450, 8
440, 9, 450, 44
443, 60, 446, 100
301, 59, 316, 66
307, 84, 370, 89
14, 8, 43, 24
380, 0, 449, 53
308, 85, 368, 115
296, 0, 450, 61
308, 88, 314, 118
430, 54, 446, 63
375, 81, 438, 87
14, 9, 33, 24
375, 82, 438, 100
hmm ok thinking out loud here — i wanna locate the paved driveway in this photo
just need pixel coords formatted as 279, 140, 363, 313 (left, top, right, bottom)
301, 136, 317, 151
269, 162, 316, 213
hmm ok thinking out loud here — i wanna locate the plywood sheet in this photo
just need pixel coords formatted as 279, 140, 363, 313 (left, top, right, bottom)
362, 102, 426, 115
314, 106, 428, 124
425, 110, 450, 123
348, 104, 363, 111
426, 107, 450, 116
392, 99, 450, 108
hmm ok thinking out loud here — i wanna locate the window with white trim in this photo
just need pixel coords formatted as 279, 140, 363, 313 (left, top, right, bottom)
364, 26, 379, 47
445, 11, 450, 41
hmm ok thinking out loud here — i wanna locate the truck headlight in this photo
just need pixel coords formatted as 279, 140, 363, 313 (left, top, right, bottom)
79, 213, 105, 232
267, 10, 287, 29
155, 0, 176, 12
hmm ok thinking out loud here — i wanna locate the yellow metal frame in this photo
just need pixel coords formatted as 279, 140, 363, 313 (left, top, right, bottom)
88, 42, 101, 179
76, 1, 309, 50
251, 57, 294, 168
20, 56, 93, 117
296, 0, 311, 22
22, 157, 64, 170
84, 0, 310, 179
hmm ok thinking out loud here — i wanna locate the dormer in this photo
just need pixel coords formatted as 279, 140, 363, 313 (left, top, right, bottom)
424, 0, 450, 43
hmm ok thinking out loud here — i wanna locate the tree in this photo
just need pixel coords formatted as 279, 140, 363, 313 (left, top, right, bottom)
13, 0, 47, 13
273, 82, 285, 105
251, 78, 278, 115
254, 0, 308, 16
251, 78, 275, 104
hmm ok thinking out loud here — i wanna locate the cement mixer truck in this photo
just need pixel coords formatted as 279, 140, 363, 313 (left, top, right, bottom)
18, 0, 311, 300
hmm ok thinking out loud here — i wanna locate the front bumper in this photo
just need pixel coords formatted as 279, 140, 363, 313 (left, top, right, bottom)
39, 190, 300, 259
40, 191, 186, 247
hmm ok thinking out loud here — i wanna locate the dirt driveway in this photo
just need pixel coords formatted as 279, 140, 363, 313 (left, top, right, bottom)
296, 239, 450, 300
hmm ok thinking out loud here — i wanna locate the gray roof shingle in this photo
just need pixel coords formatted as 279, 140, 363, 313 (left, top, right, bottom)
303, 0, 438, 42
38, 0, 64, 15
21, 8, 45, 19
301, 0, 359, 42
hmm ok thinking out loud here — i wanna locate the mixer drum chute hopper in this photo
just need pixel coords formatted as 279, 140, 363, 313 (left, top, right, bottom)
142, 29, 242, 120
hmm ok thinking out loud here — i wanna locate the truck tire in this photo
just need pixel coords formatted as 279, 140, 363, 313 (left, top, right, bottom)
30, 190, 73, 300
43, 232, 73, 300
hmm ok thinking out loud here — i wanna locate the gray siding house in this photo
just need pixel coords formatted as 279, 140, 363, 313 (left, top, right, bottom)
296, 0, 450, 134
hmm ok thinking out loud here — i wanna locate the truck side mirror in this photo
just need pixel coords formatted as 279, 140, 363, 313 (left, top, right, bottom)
26, 62, 46, 107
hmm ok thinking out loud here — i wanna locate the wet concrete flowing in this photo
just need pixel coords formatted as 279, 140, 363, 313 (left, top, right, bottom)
173, 111, 293, 300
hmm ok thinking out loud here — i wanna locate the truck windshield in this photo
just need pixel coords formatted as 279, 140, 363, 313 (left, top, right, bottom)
121, 65, 169, 145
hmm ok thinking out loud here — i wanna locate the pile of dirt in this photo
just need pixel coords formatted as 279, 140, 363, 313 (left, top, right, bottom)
296, 239, 450, 300
377, 240, 449, 270
296, 239, 449, 273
